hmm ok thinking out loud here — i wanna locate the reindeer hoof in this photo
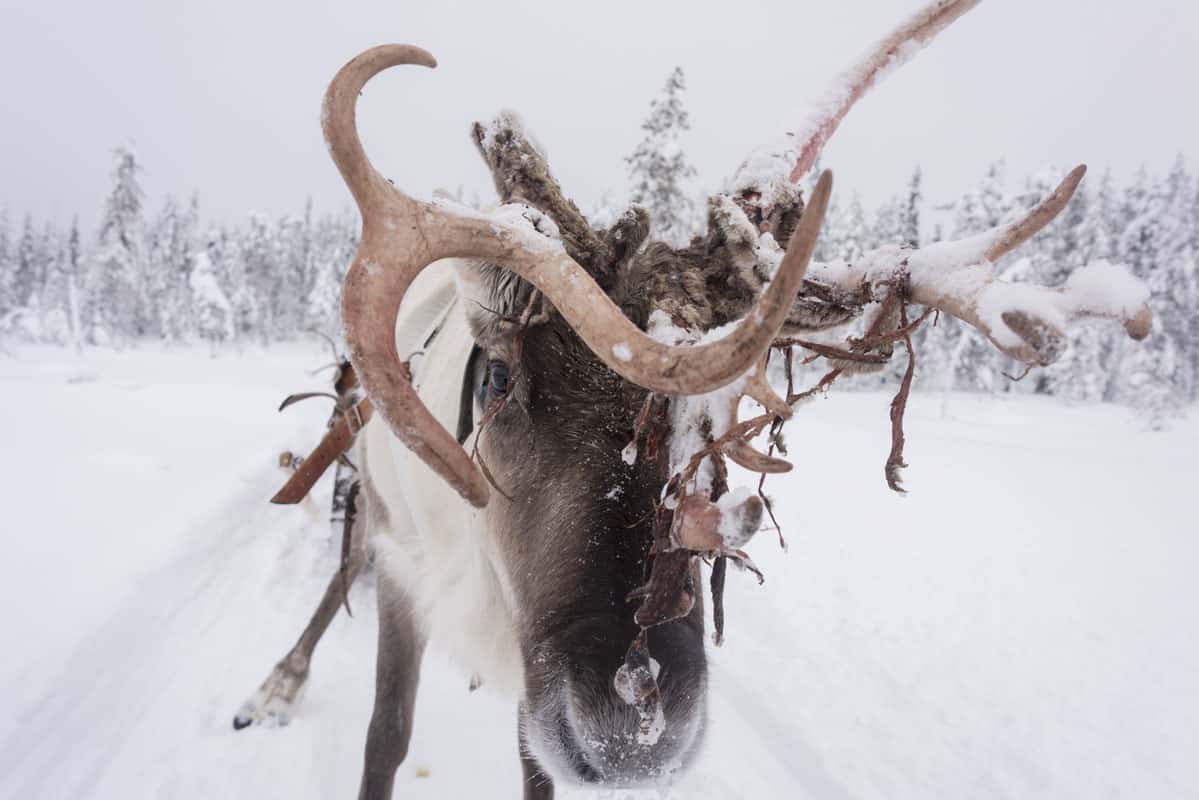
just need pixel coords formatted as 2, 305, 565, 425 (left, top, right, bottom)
232, 694, 297, 730
232, 664, 307, 730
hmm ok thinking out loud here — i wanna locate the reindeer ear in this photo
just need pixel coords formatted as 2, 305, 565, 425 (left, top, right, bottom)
453, 260, 501, 342
453, 259, 543, 345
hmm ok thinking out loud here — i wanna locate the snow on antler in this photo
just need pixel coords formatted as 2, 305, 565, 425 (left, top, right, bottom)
806, 166, 1153, 365
729, 0, 980, 212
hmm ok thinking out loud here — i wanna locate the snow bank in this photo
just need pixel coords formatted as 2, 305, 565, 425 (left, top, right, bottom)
0, 346, 1195, 799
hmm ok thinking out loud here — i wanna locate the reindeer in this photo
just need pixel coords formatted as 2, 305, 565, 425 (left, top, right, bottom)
235, 2, 1151, 797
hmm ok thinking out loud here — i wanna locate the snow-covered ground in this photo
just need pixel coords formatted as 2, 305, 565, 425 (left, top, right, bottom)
1, 344, 1195, 799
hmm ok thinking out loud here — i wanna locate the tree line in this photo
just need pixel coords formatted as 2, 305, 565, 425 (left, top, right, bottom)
0, 148, 358, 350
1, 67, 1194, 425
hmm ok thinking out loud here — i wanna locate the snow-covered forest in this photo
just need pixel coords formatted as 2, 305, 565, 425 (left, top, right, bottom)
3, 1, 1197, 795
2, 70, 1195, 425
0, 147, 359, 351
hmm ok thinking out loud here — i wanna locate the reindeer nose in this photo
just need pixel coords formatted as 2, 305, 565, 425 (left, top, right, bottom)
561, 620, 708, 785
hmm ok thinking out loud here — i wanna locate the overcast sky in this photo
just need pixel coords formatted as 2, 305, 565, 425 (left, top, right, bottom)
2, 0, 1195, 232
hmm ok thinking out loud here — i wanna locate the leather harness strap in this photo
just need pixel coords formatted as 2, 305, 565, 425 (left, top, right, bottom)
270, 302, 476, 506
271, 396, 375, 505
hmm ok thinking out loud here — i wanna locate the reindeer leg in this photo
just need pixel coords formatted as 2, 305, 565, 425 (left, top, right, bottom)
233, 480, 368, 730
517, 706, 555, 800
358, 570, 426, 800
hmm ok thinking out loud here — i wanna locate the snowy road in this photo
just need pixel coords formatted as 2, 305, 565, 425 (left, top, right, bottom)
1, 345, 1196, 799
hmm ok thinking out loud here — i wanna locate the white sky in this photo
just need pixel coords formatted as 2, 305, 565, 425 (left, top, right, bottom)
1, 0, 1196, 232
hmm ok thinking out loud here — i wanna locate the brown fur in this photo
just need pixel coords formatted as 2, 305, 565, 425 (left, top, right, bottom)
462, 266, 709, 786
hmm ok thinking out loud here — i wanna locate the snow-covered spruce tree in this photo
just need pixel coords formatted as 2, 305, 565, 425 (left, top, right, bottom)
1139, 160, 1198, 410
626, 67, 698, 246
900, 167, 922, 247
64, 217, 84, 352
275, 207, 314, 338
305, 210, 359, 331
86, 147, 148, 344
146, 195, 200, 342
190, 233, 235, 350
951, 159, 1007, 235
0, 210, 13, 318
1189, 175, 1199, 402
13, 214, 38, 311
238, 213, 276, 343
0, 214, 47, 339
842, 194, 873, 261
212, 227, 255, 343
1112, 166, 1171, 411
32, 221, 72, 344
811, 165, 843, 263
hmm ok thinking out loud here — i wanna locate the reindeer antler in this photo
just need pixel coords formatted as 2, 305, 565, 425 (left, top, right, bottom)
787, 0, 982, 187
731, 0, 980, 220
721, 0, 1151, 368
665, 0, 1152, 499
324, 45, 833, 508
806, 166, 1152, 365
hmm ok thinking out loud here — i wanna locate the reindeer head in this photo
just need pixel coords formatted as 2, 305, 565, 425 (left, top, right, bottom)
456, 258, 711, 782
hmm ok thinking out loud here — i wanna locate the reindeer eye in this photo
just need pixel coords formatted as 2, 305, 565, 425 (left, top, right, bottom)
487, 360, 510, 398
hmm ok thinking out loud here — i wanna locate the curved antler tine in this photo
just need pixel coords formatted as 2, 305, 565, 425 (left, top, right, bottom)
787, 0, 980, 185
731, 0, 979, 207
322, 44, 437, 216
724, 440, 793, 474
742, 364, 792, 419
343, 247, 492, 505
331, 48, 832, 508
984, 165, 1087, 262
329, 46, 491, 507
719, 359, 792, 474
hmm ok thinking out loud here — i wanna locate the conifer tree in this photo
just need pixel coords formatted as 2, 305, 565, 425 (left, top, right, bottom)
14, 214, 38, 310
812, 188, 843, 263
190, 232, 235, 348
0, 210, 12, 317
65, 217, 84, 353
627, 67, 698, 246
87, 147, 147, 343
33, 221, 69, 342
147, 195, 200, 341
900, 167, 922, 247
305, 210, 358, 331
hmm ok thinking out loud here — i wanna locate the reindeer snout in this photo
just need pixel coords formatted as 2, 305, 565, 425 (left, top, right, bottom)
529, 618, 707, 786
